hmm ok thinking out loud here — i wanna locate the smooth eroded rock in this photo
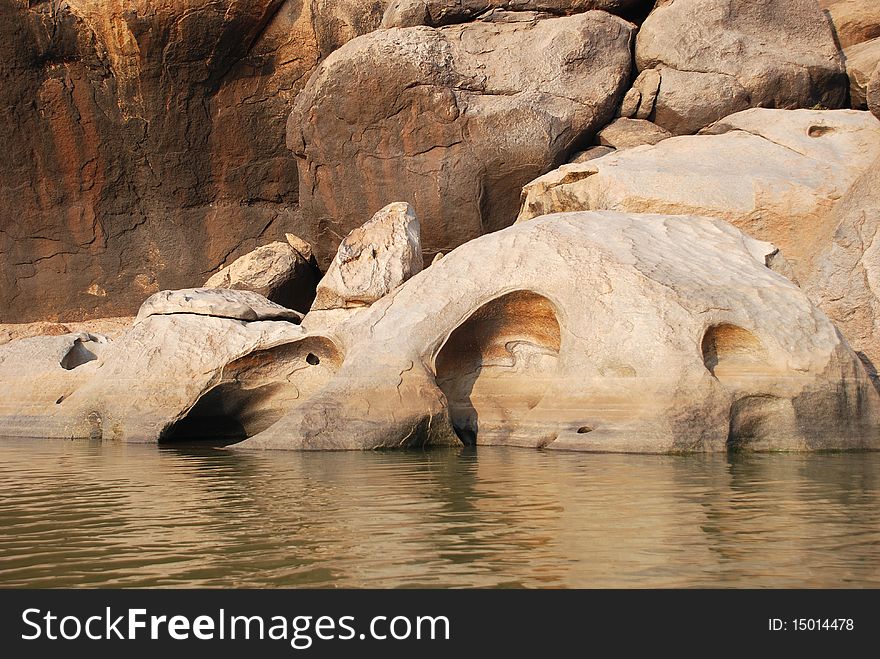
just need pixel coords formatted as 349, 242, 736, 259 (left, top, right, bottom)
233, 211, 880, 452
136, 289, 302, 323
805, 155, 880, 382
0, 315, 306, 442
518, 109, 880, 283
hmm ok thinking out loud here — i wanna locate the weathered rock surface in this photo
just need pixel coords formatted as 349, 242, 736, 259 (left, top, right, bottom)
289, 11, 635, 265
596, 118, 672, 149
0, 317, 133, 346
0, 332, 110, 437
806, 156, 880, 382
869, 65, 880, 119
234, 211, 880, 452
0, 0, 384, 323
311, 203, 423, 311
845, 37, 880, 108
568, 146, 615, 163
0, 314, 307, 442
204, 240, 320, 313
136, 289, 302, 324
628, 0, 847, 134
820, 0, 880, 49
518, 109, 880, 284
381, 0, 652, 27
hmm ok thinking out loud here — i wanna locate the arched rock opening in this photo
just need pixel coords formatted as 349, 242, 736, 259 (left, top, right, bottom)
162, 336, 343, 443
701, 324, 769, 381
435, 291, 561, 445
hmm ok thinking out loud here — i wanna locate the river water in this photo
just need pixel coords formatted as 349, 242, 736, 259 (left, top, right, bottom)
0, 437, 878, 588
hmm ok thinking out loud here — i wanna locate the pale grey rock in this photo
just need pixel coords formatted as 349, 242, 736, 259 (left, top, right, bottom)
233, 211, 880, 453
518, 109, 880, 285
136, 289, 302, 324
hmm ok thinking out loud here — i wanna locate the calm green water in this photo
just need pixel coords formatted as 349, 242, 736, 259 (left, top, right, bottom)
0, 438, 878, 588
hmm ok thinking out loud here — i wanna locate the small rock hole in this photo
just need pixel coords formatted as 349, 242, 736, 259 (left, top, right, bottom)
577, 426, 593, 434
55, 395, 65, 405
807, 125, 833, 138
306, 353, 320, 366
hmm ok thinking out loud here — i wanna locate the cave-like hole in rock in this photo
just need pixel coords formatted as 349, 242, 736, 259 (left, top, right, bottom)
701, 324, 769, 381
435, 291, 561, 445
60, 338, 99, 370
162, 336, 342, 443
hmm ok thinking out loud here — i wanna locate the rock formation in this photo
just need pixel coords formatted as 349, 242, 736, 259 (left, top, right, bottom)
624, 0, 848, 135
845, 37, 880, 109
820, 0, 880, 49
0, 0, 376, 323
234, 212, 880, 452
381, 1, 652, 27
869, 64, 880, 119
289, 11, 635, 265
204, 238, 320, 313
311, 203, 423, 311
0, 302, 305, 442
596, 118, 672, 149
518, 109, 880, 284
806, 156, 880, 381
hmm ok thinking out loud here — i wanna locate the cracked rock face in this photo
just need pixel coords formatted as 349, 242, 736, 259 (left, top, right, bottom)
625, 0, 848, 134
232, 211, 880, 452
0, 0, 377, 323
289, 11, 634, 265
843, 38, 880, 109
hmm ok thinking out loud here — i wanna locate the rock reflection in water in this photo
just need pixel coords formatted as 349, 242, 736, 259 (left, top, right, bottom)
0, 438, 877, 588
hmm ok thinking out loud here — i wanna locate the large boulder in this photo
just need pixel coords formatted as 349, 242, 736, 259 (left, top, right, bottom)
381, 1, 653, 27
0, 1, 384, 323
234, 211, 880, 452
204, 239, 320, 313
844, 37, 880, 109
518, 109, 880, 284
289, 11, 635, 265
624, 0, 848, 135
311, 202, 423, 311
805, 156, 880, 381
820, 0, 880, 49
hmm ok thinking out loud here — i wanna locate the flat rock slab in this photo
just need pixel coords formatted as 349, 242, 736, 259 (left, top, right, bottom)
136, 289, 302, 324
